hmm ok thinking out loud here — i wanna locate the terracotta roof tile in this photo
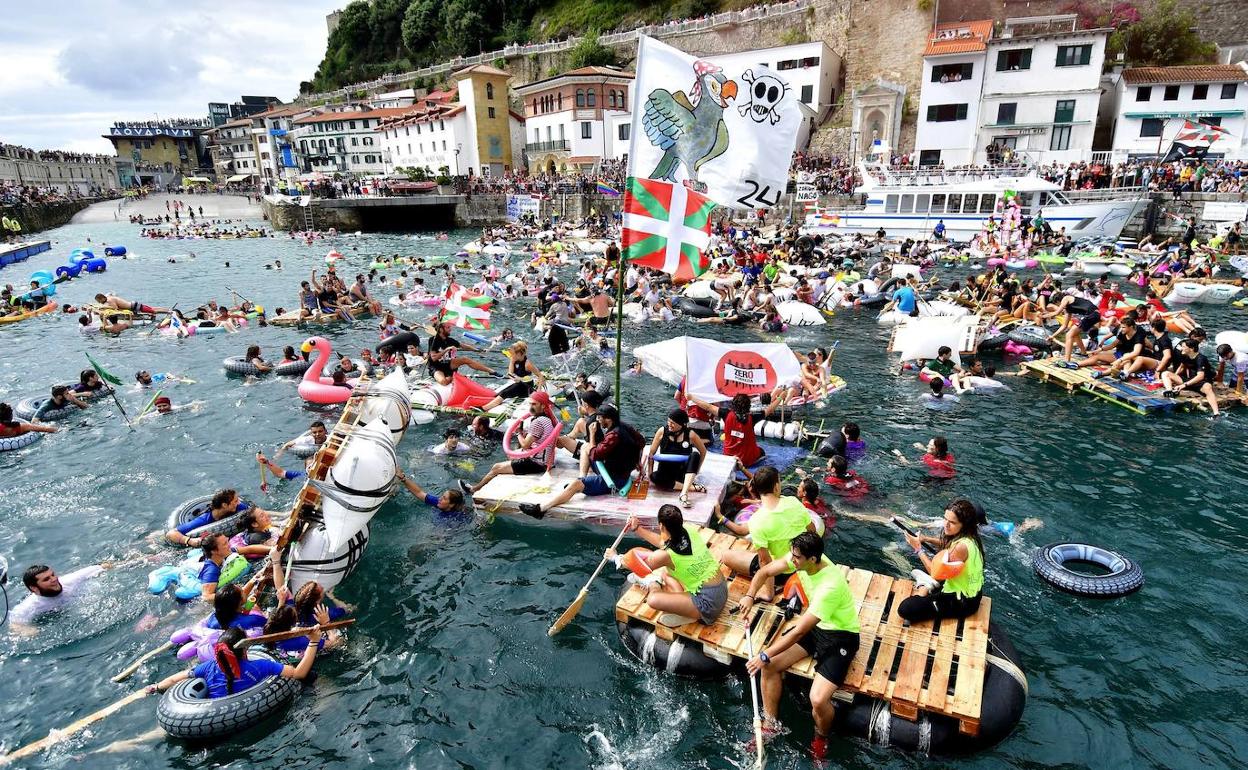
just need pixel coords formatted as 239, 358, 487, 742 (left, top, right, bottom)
924, 20, 993, 56
1122, 65, 1248, 85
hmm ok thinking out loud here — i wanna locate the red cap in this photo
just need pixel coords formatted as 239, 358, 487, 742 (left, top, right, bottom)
154, 396, 172, 407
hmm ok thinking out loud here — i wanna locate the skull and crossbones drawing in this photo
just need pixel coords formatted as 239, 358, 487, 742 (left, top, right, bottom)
737, 69, 788, 125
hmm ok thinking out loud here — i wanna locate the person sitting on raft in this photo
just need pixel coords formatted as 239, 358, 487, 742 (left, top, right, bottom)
517, 405, 644, 518
147, 621, 325, 699
899, 498, 985, 622
641, 408, 709, 508
0, 401, 58, 438
742, 532, 861, 760
79, 309, 132, 335
395, 467, 467, 516
1119, 317, 1174, 380
718, 467, 817, 600
32, 385, 89, 421
461, 392, 559, 494
606, 507, 727, 626
684, 393, 781, 469
164, 488, 254, 546
478, 340, 546, 412
93, 293, 170, 315
1078, 315, 1146, 376
350, 273, 383, 315
427, 323, 496, 376
1160, 338, 1222, 418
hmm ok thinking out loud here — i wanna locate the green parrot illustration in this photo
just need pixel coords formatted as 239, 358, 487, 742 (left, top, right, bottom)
641, 59, 738, 183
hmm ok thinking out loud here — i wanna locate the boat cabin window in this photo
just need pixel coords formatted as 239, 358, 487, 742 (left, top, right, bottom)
946, 194, 961, 213
900, 194, 913, 213
961, 194, 977, 213
885, 194, 899, 213
915, 194, 929, 213
930, 193, 946, 214
979, 194, 996, 214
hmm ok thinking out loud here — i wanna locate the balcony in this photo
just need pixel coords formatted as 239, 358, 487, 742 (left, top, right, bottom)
526, 140, 570, 153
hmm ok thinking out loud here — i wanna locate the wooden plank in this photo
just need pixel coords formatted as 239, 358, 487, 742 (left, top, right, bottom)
891, 599, 937, 719
921, 614, 957, 716
617, 585, 647, 616
951, 597, 992, 731
861, 579, 910, 697
843, 573, 893, 690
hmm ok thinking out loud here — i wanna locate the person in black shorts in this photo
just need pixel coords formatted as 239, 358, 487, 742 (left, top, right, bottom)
1161, 338, 1222, 417
461, 393, 558, 492
742, 532, 861, 760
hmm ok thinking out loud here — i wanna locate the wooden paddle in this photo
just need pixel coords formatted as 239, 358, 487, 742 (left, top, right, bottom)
744, 610, 767, 770
0, 688, 153, 764
237, 619, 355, 649
547, 522, 630, 637
110, 641, 174, 683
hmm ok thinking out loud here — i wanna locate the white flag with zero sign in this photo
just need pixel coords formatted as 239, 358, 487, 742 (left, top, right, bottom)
682, 337, 801, 402
628, 35, 802, 211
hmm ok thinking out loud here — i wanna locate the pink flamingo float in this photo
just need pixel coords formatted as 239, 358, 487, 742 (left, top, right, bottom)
298, 336, 358, 404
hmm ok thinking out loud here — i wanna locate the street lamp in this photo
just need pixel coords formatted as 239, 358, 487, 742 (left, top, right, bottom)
454, 143, 462, 177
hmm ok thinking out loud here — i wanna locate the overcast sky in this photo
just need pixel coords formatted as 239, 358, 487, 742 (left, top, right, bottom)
0, 0, 342, 154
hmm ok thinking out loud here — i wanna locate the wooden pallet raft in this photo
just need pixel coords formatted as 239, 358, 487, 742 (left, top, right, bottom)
614, 528, 992, 735
1021, 359, 1245, 415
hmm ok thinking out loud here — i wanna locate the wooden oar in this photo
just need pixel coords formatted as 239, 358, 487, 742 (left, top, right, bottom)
0, 688, 152, 764
110, 641, 174, 683
237, 619, 355, 649
744, 610, 767, 770
547, 522, 630, 637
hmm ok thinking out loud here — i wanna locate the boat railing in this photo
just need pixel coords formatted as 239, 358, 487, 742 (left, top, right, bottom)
862, 163, 1039, 188
1058, 186, 1147, 203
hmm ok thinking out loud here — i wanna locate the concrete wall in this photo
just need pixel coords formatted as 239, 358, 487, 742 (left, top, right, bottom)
0, 199, 98, 234
0, 154, 118, 195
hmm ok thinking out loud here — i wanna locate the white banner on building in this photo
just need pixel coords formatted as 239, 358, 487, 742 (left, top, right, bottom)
1203, 201, 1248, 223
506, 194, 540, 221
796, 183, 818, 203
627, 35, 802, 211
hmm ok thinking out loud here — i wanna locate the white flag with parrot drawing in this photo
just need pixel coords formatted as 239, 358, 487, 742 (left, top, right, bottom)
627, 35, 803, 212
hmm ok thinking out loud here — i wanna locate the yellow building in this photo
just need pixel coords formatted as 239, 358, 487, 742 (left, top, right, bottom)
103, 120, 212, 187
452, 65, 523, 177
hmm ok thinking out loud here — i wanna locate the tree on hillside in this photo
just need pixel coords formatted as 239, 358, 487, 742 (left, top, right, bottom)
401, 0, 441, 59
1062, 0, 1216, 68
568, 30, 618, 69
369, 0, 411, 60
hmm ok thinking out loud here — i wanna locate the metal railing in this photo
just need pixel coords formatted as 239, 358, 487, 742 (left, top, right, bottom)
526, 140, 571, 153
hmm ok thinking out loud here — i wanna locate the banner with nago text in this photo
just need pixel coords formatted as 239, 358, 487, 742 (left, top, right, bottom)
684, 337, 801, 402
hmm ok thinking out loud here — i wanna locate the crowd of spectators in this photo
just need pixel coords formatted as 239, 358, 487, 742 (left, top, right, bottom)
109, 118, 212, 130
0, 181, 108, 207
0, 143, 114, 166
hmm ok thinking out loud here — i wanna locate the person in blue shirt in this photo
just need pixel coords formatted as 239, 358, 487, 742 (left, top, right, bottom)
148, 623, 323, 699
933, 220, 946, 240
165, 488, 253, 547
890, 277, 919, 315
206, 583, 267, 631
395, 467, 466, 515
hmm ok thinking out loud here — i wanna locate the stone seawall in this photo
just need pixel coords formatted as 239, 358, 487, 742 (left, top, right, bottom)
1, 199, 97, 235
264, 194, 626, 232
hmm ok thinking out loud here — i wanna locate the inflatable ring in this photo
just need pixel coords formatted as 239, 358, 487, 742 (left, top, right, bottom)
376, 330, 420, 354
156, 650, 300, 739
14, 396, 75, 422
274, 359, 312, 376
222, 356, 267, 376
676, 297, 716, 319
1032, 542, 1143, 598
616, 615, 730, 680
167, 495, 251, 541
502, 416, 561, 460
0, 431, 42, 452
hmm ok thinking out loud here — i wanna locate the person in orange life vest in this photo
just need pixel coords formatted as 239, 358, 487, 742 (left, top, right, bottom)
685, 392, 782, 469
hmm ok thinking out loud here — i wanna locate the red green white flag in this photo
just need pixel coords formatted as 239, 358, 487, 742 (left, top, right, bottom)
441, 283, 492, 329
622, 176, 715, 282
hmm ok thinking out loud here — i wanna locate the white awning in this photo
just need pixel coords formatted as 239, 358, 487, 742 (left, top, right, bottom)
183, 176, 211, 183
226, 173, 252, 182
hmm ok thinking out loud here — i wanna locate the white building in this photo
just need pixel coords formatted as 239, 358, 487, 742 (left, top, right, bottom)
292, 105, 409, 176
247, 104, 314, 184
915, 15, 1109, 166
377, 65, 524, 178
1108, 64, 1248, 161
514, 66, 635, 175
206, 118, 261, 182
0, 144, 117, 193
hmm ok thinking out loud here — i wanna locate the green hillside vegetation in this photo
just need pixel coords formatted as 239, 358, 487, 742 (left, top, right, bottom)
306, 0, 734, 93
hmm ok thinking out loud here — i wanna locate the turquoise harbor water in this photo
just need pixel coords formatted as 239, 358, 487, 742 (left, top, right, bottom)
0, 203, 1245, 769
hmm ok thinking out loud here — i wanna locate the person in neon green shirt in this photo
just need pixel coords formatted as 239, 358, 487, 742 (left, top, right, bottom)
607, 505, 727, 625
899, 498, 985, 622
742, 532, 860, 760
717, 466, 816, 601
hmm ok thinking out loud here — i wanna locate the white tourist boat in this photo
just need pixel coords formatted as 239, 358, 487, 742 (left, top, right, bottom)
802, 162, 1149, 242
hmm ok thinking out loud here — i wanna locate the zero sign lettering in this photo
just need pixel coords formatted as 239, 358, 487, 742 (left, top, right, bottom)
736, 180, 781, 209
